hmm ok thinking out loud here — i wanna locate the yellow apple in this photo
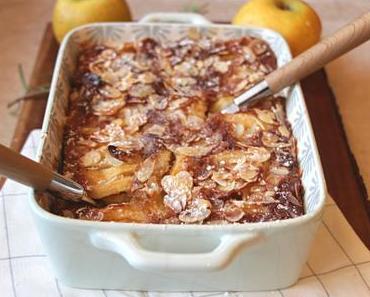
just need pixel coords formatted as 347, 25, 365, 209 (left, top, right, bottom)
233, 0, 321, 56
52, 0, 132, 43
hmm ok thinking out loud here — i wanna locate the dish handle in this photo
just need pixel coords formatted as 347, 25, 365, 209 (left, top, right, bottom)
139, 12, 211, 25
90, 231, 262, 272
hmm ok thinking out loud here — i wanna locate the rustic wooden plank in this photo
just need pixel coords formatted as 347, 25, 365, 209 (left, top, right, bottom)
0, 24, 57, 189
10, 24, 57, 152
301, 71, 370, 248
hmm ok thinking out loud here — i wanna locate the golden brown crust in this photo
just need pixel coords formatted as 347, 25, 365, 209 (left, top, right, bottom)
57, 35, 304, 224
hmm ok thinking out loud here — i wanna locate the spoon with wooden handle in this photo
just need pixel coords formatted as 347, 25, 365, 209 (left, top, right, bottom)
222, 11, 370, 114
0, 143, 95, 205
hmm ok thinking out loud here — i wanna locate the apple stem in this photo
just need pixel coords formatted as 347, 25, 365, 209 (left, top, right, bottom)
277, 1, 291, 11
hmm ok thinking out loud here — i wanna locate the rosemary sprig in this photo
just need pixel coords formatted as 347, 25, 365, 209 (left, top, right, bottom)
8, 64, 50, 110
18, 64, 29, 92
7, 89, 50, 109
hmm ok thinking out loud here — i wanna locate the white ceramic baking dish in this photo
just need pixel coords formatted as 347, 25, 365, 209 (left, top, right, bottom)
30, 13, 327, 291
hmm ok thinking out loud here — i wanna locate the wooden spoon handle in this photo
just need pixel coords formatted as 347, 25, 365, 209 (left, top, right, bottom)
0, 144, 53, 190
266, 12, 370, 93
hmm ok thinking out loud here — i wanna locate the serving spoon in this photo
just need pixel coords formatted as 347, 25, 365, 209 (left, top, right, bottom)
0, 143, 95, 205
222, 12, 370, 114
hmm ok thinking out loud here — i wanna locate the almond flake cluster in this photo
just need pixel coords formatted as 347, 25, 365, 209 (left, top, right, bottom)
59, 35, 304, 224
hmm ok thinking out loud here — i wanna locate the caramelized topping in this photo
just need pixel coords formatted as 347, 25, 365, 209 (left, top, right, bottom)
59, 35, 304, 224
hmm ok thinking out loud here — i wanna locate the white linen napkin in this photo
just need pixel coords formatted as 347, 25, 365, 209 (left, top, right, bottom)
0, 130, 369, 297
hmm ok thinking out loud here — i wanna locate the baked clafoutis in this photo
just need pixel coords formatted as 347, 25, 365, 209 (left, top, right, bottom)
55, 35, 304, 224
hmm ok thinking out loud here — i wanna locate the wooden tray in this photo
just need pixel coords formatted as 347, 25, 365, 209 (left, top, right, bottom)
8, 24, 370, 247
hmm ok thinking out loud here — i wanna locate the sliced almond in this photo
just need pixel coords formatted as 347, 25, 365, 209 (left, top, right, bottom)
174, 60, 199, 76
255, 109, 276, 124
212, 171, 246, 192
250, 39, 268, 55
174, 144, 214, 157
122, 106, 148, 133
243, 47, 256, 63
144, 124, 166, 136
148, 94, 169, 110
213, 61, 229, 73
178, 198, 211, 223
92, 98, 125, 116
272, 102, 285, 125
129, 83, 154, 98
99, 49, 117, 60
270, 166, 290, 176
136, 157, 155, 182
224, 201, 244, 222
116, 73, 134, 92
185, 115, 204, 130
81, 148, 123, 169
90, 121, 125, 143
172, 77, 197, 88
164, 193, 187, 213
262, 132, 290, 148
246, 192, 277, 205
176, 171, 193, 189
245, 147, 271, 163
138, 72, 157, 84
237, 164, 259, 183
161, 171, 193, 213
81, 150, 102, 168
168, 97, 191, 111
108, 138, 143, 154
278, 125, 290, 138
99, 85, 122, 98
101, 71, 119, 85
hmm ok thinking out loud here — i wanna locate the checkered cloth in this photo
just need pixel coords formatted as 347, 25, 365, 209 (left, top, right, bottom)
1, 130, 369, 297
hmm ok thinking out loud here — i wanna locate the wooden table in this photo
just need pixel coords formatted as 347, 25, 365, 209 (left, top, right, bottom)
7, 24, 370, 248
